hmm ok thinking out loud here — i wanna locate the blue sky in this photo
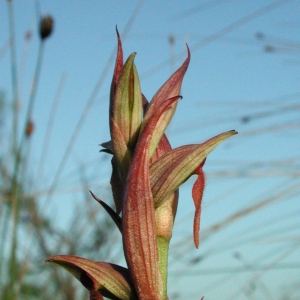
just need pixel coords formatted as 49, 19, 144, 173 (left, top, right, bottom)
1, 1, 300, 299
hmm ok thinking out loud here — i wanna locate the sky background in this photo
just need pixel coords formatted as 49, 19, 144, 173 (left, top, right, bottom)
1, 0, 300, 299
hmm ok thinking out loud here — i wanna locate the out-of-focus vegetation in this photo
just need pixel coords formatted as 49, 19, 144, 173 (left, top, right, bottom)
0, 2, 117, 299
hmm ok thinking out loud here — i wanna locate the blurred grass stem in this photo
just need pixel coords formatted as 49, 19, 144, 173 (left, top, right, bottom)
7, 29, 46, 298
7, 0, 19, 153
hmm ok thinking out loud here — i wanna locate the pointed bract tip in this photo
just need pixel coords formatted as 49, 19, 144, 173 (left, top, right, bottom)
183, 44, 191, 66
89, 190, 100, 203
185, 43, 190, 57
89, 190, 122, 233
116, 26, 121, 41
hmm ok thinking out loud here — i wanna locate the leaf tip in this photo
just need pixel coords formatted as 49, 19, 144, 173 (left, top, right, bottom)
185, 43, 191, 61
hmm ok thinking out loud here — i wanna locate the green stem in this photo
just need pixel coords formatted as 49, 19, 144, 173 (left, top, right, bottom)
5, 1, 19, 296
25, 41, 44, 127
157, 237, 170, 300
7, 0, 19, 153
7, 37, 45, 298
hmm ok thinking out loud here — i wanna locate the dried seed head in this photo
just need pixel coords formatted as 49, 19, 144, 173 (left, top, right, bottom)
39, 15, 54, 40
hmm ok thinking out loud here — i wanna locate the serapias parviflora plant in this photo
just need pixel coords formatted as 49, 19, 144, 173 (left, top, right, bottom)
46, 30, 237, 300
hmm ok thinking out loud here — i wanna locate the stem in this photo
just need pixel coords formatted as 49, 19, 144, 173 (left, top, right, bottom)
5, 1, 19, 296
7, 0, 19, 153
8, 36, 45, 298
25, 41, 44, 127
157, 237, 170, 300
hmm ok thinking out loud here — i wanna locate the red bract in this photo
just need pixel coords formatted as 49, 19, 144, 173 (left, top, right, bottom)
46, 29, 237, 300
109, 29, 123, 128
141, 47, 190, 159
123, 96, 180, 300
149, 130, 237, 248
46, 255, 137, 300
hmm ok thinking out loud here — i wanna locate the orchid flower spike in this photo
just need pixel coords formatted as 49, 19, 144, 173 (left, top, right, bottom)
46, 28, 237, 300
